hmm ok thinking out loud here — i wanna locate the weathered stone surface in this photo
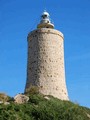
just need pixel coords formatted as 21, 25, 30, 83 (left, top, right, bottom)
14, 94, 29, 104
25, 28, 69, 100
4, 102, 10, 105
44, 96, 50, 100
0, 101, 3, 104
0, 101, 10, 105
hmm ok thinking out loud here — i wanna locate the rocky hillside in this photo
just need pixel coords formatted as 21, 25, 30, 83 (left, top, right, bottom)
0, 92, 90, 120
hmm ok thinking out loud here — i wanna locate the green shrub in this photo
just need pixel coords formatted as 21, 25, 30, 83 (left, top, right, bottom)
0, 93, 11, 102
25, 86, 39, 95
0, 93, 90, 120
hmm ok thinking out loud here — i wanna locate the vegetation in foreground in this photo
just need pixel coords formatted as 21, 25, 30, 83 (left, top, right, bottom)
0, 92, 90, 120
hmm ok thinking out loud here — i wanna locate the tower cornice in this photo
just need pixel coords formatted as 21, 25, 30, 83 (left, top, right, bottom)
28, 28, 64, 40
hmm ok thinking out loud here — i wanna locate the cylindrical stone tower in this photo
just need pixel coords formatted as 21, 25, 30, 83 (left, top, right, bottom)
25, 11, 69, 100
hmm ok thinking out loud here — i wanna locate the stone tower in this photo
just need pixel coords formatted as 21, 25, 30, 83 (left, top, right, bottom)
25, 11, 69, 100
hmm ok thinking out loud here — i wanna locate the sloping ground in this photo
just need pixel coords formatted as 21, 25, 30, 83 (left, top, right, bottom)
0, 94, 90, 120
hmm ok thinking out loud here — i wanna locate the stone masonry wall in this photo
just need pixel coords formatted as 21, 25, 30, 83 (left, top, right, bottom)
25, 28, 69, 100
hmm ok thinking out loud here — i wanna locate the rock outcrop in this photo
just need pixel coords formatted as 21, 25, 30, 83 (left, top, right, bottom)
14, 94, 29, 104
